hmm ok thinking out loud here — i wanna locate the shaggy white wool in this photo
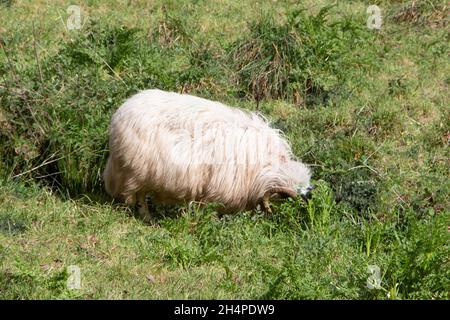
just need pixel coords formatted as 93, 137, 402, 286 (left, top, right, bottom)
103, 89, 311, 217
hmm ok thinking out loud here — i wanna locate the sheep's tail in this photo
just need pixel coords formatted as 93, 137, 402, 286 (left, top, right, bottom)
103, 155, 137, 205
103, 155, 121, 198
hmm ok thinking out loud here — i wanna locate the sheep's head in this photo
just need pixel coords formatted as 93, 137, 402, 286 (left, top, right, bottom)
288, 160, 313, 197
262, 160, 312, 213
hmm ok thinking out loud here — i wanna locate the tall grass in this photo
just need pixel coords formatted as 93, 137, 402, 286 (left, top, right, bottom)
230, 6, 376, 105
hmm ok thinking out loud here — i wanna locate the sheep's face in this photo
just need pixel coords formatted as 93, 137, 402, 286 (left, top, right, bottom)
280, 160, 313, 200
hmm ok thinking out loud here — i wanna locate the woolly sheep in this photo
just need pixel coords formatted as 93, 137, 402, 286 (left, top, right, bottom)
103, 89, 312, 222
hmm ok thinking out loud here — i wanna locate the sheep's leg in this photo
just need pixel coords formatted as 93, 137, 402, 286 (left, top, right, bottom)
137, 191, 152, 223
261, 194, 273, 214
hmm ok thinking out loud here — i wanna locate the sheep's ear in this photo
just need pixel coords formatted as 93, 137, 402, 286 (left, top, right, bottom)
262, 187, 297, 213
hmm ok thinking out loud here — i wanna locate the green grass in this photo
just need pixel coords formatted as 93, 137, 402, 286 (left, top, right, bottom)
0, 0, 449, 299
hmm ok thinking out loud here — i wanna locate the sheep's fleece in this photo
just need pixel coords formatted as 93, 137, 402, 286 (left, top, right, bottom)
103, 89, 311, 221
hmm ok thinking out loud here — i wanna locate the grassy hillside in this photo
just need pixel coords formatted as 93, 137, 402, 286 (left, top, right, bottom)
0, 0, 449, 299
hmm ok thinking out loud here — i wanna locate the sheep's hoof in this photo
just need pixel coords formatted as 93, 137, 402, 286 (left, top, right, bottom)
262, 199, 273, 214
139, 210, 155, 225
137, 205, 154, 224
141, 213, 154, 224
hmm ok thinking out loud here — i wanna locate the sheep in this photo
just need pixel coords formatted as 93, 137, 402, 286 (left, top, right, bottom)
103, 89, 312, 222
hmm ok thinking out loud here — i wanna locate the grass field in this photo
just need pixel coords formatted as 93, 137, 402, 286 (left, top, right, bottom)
0, 0, 449, 299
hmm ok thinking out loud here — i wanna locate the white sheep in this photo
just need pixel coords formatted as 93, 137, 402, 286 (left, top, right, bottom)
103, 89, 312, 222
